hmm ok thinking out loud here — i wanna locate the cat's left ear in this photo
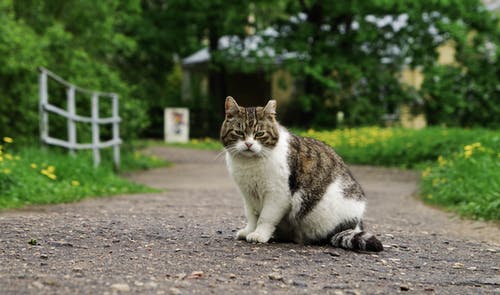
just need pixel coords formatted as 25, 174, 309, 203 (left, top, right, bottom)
263, 100, 277, 116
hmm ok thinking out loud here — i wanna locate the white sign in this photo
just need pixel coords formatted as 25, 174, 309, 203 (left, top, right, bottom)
164, 108, 189, 143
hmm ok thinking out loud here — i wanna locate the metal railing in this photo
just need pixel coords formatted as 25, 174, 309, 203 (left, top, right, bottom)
38, 67, 121, 171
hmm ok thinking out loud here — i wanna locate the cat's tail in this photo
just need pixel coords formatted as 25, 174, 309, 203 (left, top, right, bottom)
331, 228, 384, 252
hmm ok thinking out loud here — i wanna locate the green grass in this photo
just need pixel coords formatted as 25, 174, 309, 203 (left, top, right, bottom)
420, 143, 500, 220
0, 138, 169, 209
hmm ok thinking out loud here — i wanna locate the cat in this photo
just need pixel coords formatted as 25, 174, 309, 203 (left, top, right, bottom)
220, 96, 383, 252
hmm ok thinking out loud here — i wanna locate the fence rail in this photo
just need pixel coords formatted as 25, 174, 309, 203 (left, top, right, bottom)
38, 67, 121, 171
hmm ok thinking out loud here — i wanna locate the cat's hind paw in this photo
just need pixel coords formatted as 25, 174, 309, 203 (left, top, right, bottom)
246, 231, 271, 243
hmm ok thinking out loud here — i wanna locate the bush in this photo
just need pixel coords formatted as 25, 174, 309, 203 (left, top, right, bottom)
421, 65, 500, 128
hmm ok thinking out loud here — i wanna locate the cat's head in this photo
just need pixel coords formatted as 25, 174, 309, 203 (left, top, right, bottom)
220, 96, 280, 158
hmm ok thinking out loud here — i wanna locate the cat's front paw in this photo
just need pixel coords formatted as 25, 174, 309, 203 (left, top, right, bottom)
246, 231, 271, 243
236, 228, 252, 240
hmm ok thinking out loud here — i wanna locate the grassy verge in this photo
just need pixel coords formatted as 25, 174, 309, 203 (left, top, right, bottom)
0, 137, 169, 209
420, 143, 500, 220
300, 127, 499, 168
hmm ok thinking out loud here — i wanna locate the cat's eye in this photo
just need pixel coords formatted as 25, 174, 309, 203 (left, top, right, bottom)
255, 131, 265, 137
234, 130, 245, 137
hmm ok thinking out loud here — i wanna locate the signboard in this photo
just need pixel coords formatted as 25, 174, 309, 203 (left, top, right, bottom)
164, 108, 189, 143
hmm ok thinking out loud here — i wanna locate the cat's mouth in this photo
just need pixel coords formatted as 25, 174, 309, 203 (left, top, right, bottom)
240, 149, 257, 157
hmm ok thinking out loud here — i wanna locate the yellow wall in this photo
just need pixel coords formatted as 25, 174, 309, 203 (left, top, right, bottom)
398, 39, 460, 129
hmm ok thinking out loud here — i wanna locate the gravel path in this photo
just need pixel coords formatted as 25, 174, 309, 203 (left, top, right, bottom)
1, 147, 499, 294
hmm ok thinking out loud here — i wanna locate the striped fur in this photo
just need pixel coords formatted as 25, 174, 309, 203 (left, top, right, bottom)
221, 97, 383, 252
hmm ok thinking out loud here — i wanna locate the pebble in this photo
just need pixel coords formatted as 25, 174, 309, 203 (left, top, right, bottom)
268, 273, 283, 281
169, 287, 182, 295
400, 284, 410, 291
111, 283, 130, 292
452, 262, 464, 269
229, 273, 236, 279
187, 271, 203, 279
292, 280, 308, 287
324, 250, 340, 257
32, 281, 44, 289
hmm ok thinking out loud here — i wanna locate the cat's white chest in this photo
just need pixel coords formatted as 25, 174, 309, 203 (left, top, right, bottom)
227, 154, 287, 198
225, 129, 291, 203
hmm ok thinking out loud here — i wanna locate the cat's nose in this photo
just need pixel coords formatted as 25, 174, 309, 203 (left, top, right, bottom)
245, 142, 253, 149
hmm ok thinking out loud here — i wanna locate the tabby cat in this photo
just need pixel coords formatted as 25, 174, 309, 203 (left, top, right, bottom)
220, 96, 383, 252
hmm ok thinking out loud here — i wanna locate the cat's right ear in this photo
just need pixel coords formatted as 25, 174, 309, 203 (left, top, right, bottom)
225, 96, 240, 118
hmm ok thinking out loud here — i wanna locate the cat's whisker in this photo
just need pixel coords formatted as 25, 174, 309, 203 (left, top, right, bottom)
215, 149, 228, 160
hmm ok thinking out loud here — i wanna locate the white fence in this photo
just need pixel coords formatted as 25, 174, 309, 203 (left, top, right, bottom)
38, 67, 121, 170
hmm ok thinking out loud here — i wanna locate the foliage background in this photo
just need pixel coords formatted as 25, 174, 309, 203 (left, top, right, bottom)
0, 0, 498, 139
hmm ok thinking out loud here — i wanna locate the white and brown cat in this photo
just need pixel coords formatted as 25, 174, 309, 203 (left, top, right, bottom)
220, 96, 383, 252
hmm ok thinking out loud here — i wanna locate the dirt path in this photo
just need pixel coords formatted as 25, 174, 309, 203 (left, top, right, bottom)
0, 147, 498, 294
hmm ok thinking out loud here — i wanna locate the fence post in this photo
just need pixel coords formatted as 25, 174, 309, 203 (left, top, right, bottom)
67, 86, 76, 155
91, 93, 101, 167
112, 94, 120, 172
39, 69, 49, 143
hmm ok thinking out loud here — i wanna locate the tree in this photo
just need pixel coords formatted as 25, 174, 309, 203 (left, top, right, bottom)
1, 0, 148, 140
258, 0, 498, 128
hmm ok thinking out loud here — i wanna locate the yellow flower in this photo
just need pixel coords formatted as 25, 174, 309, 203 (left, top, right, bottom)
438, 156, 447, 167
5, 154, 13, 160
422, 167, 432, 178
3, 137, 13, 143
432, 178, 440, 187
40, 169, 55, 179
0, 156, 3, 162
47, 165, 55, 173
464, 149, 473, 158
2, 168, 11, 174
427, 194, 433, 199
31, 163, 37, 169
71, 180, 80, 186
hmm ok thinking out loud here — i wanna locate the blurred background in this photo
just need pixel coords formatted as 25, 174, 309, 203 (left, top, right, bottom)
0, 0, 498, 139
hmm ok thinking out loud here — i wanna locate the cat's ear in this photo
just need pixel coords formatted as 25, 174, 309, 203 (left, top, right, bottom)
225, 96, 240, 118
263, 100, 277, 116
